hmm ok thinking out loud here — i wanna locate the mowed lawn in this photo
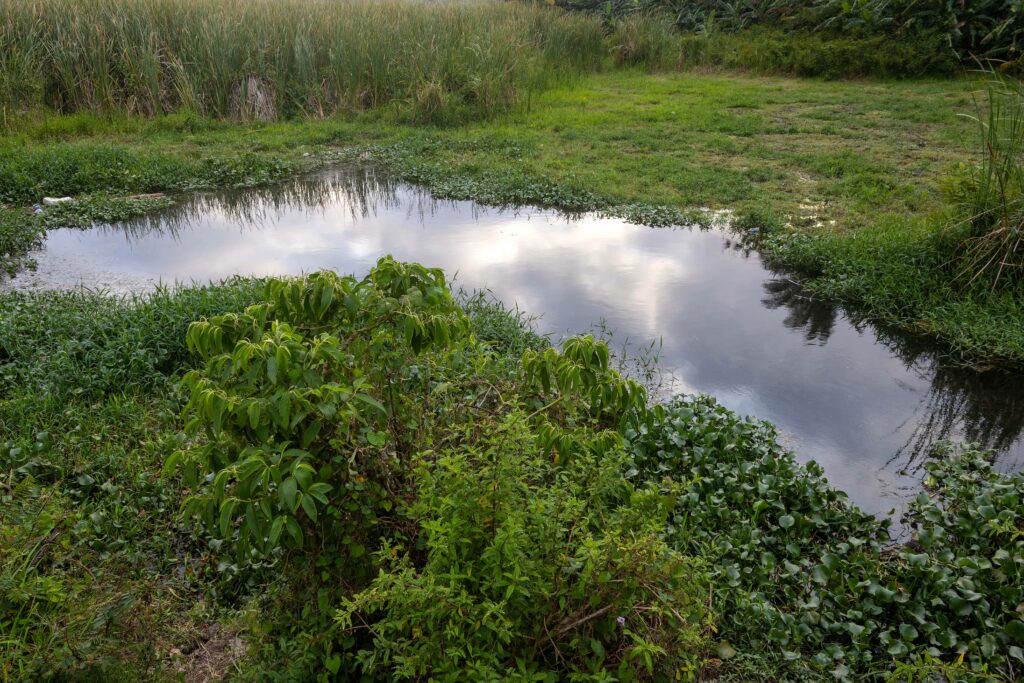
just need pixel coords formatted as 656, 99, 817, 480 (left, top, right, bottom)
433, 70, 975, 229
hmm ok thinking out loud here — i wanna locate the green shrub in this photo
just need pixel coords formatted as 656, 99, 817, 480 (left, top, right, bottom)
336, 413, 707, 681
166, 258, 708, 679
558, 0, 1022, 67
170, 259, 471, 565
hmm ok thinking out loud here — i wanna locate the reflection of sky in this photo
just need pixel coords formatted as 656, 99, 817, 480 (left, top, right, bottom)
10, 169, 1024, 516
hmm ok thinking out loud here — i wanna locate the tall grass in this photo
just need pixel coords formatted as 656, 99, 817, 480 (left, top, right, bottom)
951, 69, 1024, 289
0, 0, 606, 123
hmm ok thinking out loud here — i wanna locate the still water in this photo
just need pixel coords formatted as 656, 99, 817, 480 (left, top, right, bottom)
7, 166, 1023, 516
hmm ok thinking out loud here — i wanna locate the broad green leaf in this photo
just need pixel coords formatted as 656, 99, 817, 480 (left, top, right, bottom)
269, 516, 285, 546
299, 492, 318, 522
279, 477, 298, 513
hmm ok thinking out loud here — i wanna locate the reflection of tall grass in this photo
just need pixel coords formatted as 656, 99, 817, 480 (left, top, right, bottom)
103, 166, 413, 239
951, 70, 1024, 289
0, 0, 606, 123
760, 276, 1024, 470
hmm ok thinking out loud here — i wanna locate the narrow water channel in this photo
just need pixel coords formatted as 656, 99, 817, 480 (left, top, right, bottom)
7, 165, 1023, 516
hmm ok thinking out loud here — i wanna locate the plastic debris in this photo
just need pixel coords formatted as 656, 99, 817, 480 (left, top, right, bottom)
42, 196, 74, 206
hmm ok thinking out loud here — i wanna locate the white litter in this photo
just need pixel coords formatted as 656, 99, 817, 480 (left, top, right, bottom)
42, 196, 74, 206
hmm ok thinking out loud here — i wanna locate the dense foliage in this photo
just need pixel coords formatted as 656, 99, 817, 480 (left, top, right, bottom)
168, 258, 709, 680
632, 396, 1024, 680
564, 0, 1022, 67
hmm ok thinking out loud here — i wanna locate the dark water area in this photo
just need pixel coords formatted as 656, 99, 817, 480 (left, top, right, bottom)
7, 165, 1023, 516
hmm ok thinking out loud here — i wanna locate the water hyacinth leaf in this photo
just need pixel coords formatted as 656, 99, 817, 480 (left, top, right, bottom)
1005, 620, 1024, 642
899, 623, 918, 641
948, 596, 973, 617
886, 641, 908, 657
778, 514, 795, 529
904, 552, 929, 568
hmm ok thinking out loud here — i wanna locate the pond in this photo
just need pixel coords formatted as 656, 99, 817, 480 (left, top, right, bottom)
7, 165, 1023, 517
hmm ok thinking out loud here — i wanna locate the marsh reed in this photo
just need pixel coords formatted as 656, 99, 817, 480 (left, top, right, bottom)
0, 0, 607, 122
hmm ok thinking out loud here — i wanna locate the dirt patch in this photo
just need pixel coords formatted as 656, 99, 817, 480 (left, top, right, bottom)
170, 623, 247, 683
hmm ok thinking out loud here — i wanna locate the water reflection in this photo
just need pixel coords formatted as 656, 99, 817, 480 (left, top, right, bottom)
7, 164, 1023, 514
759, 277, 1024, 474
760, 277, 839, 345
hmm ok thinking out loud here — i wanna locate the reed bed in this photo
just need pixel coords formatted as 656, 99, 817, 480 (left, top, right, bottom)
0, 0, 607, 122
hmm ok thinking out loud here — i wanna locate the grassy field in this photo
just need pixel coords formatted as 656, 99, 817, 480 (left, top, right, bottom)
4, 70, 974, 222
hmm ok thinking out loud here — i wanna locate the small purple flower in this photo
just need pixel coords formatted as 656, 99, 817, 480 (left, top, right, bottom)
616, 616, 626, 626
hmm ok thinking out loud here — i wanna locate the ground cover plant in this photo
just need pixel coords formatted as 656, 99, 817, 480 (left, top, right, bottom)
2, 261, 1023, 681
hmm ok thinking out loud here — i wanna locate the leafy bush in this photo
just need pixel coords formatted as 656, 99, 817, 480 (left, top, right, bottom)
336, 413, 706, 681
170, 259, 470, 565
168, 258, 712, 679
